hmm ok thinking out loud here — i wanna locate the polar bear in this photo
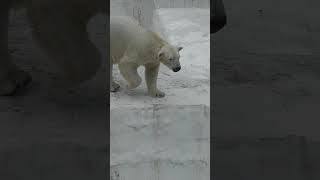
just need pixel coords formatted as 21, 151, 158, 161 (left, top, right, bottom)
0, 0, 107, 96
110, 16, 183, 98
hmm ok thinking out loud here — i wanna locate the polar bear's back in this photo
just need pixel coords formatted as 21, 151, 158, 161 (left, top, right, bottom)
110, 16, 150, 63
110, 16, 146, 42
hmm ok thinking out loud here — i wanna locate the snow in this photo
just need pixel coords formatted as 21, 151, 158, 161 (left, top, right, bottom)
110, 105, 210, 180
111, 105, 209, 166
110, 8, 210, 108
110, 8, 210, 180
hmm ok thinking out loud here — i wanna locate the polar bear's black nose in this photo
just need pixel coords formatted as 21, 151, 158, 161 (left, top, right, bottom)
173, 66, 181, 72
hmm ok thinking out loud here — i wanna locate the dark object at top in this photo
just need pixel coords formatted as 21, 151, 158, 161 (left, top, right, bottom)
211, 0, 227, 34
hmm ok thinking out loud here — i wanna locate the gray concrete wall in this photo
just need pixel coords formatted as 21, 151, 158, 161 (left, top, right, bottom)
213, 0, 320, 56
154, 0, 210, 8
110, 0, 209, 28
110, 0, 156, 28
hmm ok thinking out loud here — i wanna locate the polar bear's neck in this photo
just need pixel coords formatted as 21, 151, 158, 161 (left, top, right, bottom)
147, 30, 168, 49
145, 30, 170, 62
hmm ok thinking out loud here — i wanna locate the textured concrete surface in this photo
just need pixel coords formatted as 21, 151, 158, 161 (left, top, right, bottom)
110, 105, 210, 180
154, 0, 210, 8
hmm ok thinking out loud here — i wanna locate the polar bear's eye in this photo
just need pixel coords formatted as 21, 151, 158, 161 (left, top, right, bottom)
169, 58, 173, 61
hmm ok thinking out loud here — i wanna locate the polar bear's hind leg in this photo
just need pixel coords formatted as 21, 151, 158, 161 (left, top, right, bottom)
118, 62, 141, 89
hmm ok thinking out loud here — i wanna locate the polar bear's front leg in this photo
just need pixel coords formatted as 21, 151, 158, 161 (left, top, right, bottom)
118, 63, 142, 89
145, 63, 165, 98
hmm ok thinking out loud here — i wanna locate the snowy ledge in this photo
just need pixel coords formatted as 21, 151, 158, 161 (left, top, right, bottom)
110, 105, 210, 179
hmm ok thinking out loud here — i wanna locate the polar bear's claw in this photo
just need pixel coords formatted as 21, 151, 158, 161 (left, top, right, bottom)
149, 90, 165, 98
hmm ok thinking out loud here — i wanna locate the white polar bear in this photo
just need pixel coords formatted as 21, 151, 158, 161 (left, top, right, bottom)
110, 16, 183, 98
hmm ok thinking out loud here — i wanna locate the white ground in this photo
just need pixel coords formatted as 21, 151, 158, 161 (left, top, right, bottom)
110, 8, 210, 180
110, 8, 210, 108
110, 105, 210, 180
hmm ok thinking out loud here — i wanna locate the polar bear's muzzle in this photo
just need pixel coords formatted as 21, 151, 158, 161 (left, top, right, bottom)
173, 66, 181, 72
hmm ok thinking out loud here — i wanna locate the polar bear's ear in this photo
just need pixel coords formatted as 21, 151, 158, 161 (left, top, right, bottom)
158, 49, 165, 58
177, 46, 183, 51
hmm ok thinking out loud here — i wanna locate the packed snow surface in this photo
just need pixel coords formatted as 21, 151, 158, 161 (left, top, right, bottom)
110, 8, 210, 180
110, 8, 210, 108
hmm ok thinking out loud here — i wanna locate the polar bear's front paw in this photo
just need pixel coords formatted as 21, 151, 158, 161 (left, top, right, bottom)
126, 78, 142, 90
149, 89, 165, 98
110, 82, 120, 92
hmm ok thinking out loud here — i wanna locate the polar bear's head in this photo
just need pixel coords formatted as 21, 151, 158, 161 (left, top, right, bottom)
158, 45, 183, 72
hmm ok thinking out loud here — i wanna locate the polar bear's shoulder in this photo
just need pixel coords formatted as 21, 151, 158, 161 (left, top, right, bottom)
145, 30, 168, 47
